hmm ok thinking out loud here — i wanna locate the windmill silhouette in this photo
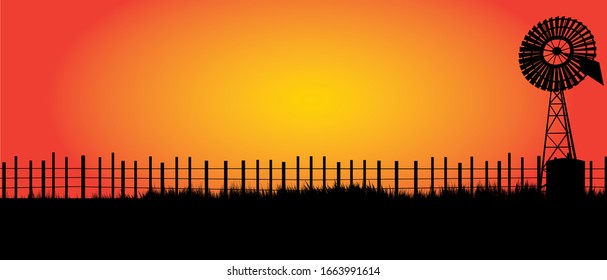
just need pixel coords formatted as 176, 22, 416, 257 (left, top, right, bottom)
518, 16, 603, 195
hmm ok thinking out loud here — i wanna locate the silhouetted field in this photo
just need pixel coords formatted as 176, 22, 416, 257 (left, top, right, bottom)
2, 184, 607, 259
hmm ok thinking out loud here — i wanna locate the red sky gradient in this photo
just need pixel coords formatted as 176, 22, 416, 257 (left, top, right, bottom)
2, 0, 607, 172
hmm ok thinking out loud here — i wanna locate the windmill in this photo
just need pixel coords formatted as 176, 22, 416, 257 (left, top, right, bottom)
518, 16, 603, 194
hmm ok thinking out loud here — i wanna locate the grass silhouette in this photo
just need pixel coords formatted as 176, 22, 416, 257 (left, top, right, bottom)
2, 182, 607, 259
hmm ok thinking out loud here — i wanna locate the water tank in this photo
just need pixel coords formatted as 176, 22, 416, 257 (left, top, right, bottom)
546, 158, 585, 199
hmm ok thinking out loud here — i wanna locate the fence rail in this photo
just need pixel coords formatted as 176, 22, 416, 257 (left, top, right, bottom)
1, 153, 606, 199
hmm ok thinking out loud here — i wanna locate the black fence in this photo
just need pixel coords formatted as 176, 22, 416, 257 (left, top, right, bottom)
1, 153, 606, 199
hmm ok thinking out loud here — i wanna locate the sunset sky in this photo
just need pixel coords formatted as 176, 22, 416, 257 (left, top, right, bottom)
2, 0, 606, 176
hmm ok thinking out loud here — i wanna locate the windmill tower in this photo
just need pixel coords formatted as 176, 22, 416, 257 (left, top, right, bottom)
518, 17, 603, 196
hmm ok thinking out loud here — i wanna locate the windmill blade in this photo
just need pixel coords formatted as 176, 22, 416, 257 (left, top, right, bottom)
578, 57, 604, 85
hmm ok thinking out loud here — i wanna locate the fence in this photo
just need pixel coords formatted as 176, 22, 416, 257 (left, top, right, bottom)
1, 153, 606, 199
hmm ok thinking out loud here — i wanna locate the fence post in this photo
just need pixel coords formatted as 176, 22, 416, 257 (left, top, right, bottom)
134, 161, 138, 198
485, 161, 489, 190
188, 157, 192, 194
430, 157, 434, 195
256, 160, 260, 194
537, 155, 541, 189
98, 157, 102, 198
160, 162, 165, 195
508, 152, 512, 194
242, 160, 246, 194
457, 162, 462, 192
175, 157, 179, 194
121, 161, 125, 199
64, 157, 68, 199
296, 156, 300, 192
589, 161, 593, 194
395, 161, 399, 197
443, 157, 448, 192
350, 160, 354, 187
204, 160, 209, 197
377, 160, 381, 191
414, 160, 420, 196
149, 156, 153, 194
521, 157, 525, 187
41, 160, 46, 199
29, 160, 33, 199
2, 162, 6, 199
111, 153, 115, 199
81, 155, 86, 199
269, 160, 273, 195
362, 160, 367, 188
497, 161, 502, 194
309, 156, 313, 190
282, 162, 286, 191
322, 156, 326, 190
14, 156, 18, 199
51, 153, 55, 199
223, 160, 228, 195
470, 156, 474, 194
336, 162, 341, 188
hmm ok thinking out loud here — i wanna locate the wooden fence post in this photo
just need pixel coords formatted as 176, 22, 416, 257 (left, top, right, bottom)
111, 152, 115, 199
134, 161, 138, 198
336, 162, 341, 188
269, 160, 273, 195
537, 156, 542, 189
223, 160, 228, 195
350, 160, 354, 187
430, 157, 434, 195
296, 156, 300, 192
188, 157, 192, 194
309, 156, 313, 190
242, 160, 246, 194
51, 153, 55, 199
98, 157, 102, 198
497, 160, 502, 194
508, 153, 512, 194
282, 162, 286, 191
14, 156, 18, 199
362, 160, 367, 188
149, 156, 153, 194
457, 162, 462, 192
64, 157, 68, 199
589, 161, 593, 194
377, 160, 381, 191
41, 160, 46, 199
322, 156, 326, 190
443, 157, 448, 192
29, 160, 33, 199
81, 155, 86, 199
470, 156, 474, 194
414, 160, 420, 196
395, 161, 399, 197
521, 157, 525, 187
160, 162, 165, 195
175, 157, 179, 194
484, 161, 489, 190
2, 162, 6, 199
256, 160, 260, 194
204, 160, 209, 197
121, 160, 125, 199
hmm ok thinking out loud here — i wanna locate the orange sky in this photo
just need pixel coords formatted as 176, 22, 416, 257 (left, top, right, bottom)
2, 0, 607, 172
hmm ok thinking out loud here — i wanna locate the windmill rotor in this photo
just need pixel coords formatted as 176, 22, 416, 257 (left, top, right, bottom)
519, 16, 603, 92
